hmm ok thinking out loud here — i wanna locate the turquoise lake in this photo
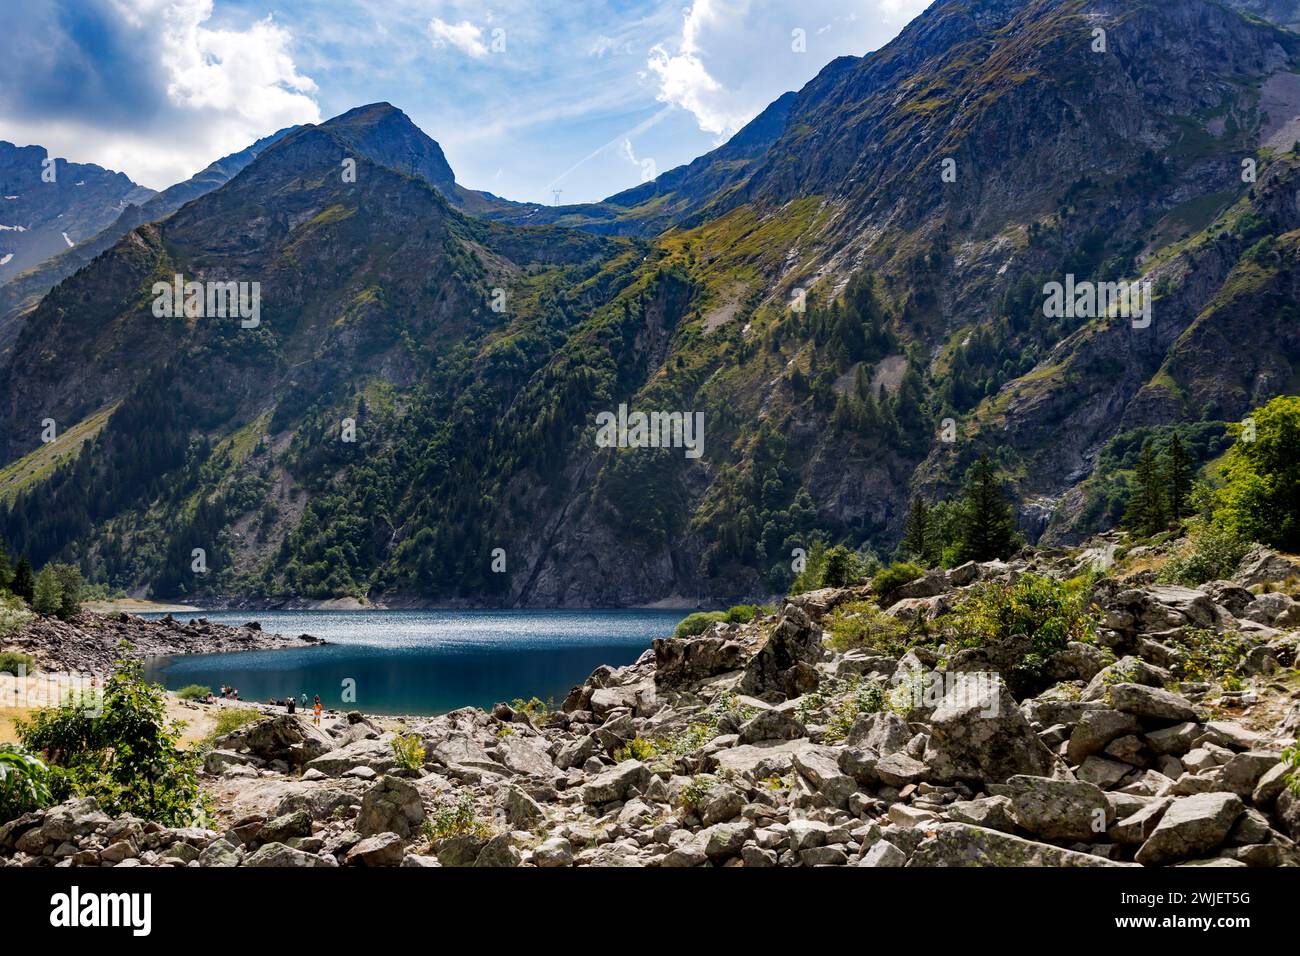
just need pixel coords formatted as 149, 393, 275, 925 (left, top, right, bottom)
141, 609, 684, 715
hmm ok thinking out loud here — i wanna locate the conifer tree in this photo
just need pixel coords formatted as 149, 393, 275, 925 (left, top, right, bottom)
1164, 431, 1192, 522
1125, 441, 1168, 537
11, 555, 34, 604
954, 455, 1022, 562
900, 497, 938, 567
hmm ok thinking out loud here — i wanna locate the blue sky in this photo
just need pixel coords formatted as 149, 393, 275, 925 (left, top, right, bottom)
0, 0, 931, 204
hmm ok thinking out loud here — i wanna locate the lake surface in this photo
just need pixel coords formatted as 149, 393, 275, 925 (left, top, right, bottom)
141, 609, 684, 716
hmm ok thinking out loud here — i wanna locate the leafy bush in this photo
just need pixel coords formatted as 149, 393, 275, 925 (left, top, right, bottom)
824, 600, 911, 654
945, 573, 1098, 675
209, 707, 261, 738
1157, 517, 1250, 586
426, 791, 492, 841
614, 737, 659, 762
391, 733, 426, 770
0, 651, 35, 675
1284, 742, 1299, 797
0, 745, 52, 823
1215, 395, 1300, 551
871, 562, 925, 604
674, 610, 727, 638
19, 655, 206, 825
724, 604, 760, 624
176, 684, 211, 701
790, 541, 879, 594
0, 595, 34, 641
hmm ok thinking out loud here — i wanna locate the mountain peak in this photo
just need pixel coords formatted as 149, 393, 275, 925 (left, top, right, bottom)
317, 102, 457, 192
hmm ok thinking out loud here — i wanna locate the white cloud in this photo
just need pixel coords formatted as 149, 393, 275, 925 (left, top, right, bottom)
647, 0, 931, 138
0, 0, 320, 190
428, 17, 489, 59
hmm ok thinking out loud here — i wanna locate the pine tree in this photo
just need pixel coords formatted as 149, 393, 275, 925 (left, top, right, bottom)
0, 540, 11, 592
954, 455, 1022, 562
12, 555, 35, 604
900, 497, 937, 567
1125, 441, 1168, 537
1164, 431, 1192, 522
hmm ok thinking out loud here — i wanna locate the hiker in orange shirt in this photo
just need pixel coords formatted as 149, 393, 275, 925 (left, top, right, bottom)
312, 695, 322, 727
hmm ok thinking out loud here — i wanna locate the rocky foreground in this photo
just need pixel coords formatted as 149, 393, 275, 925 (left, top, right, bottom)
3, 543, 1300, 868
5, 611, 325, 673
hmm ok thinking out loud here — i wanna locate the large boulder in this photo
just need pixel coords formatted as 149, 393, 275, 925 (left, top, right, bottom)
219, 714, 335, 768
654, 635, 749, 686
910, 823, 1132, 867
1233, 546, 1300, 588
582, 760, 650, 804
243, 843, 338, 867
356, 776, 426, 838
305, 737, 398, 777
924, 677, 1058, 784
1134, 792, 1244, 866
1108, 684, 1199, 724
738, 605, 823, 702
1005, 775, 1111, 842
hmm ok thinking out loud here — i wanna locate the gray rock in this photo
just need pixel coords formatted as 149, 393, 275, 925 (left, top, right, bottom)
583, 760, 650, 804
474, 834, 522, 868
1067, 710, 1141, 765
344, 832, 405, 866
910, 823, 1133, 866
243, 843, 338, 867
738, 708, 807, 744
924, 677, 1057, 784
1134, 793, 1245, 866
533, 837, 574, 868
1108, 684, 1199, 723
858, 840, 907, 867
1005, 775, 1110, 841
356, 776, 426, 838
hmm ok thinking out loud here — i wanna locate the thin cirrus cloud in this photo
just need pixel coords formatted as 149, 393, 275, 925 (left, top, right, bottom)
0, 0, 321, 190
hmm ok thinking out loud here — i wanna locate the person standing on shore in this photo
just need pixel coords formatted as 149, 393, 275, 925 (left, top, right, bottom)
312, 695, 322, 727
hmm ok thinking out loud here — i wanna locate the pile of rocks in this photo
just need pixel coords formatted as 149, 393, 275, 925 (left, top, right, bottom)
4, 545, 1299, 867
6, 611, 324, 672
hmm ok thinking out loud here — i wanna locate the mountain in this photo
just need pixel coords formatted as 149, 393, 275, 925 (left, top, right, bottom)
0, 143, 154, 287
5, 0, 1300, 608
0, 126, 296, 355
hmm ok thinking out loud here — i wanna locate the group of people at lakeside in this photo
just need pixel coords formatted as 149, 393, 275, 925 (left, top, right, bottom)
262, 692, 324, 725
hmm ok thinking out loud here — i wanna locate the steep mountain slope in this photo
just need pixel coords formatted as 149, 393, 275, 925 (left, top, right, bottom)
0, 127, 296, 355
5, 0, 1300, 607
0, 143, 154, 285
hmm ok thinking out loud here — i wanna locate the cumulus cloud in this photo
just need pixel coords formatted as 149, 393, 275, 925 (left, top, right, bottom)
0, 0, 320, 189
646, 0, 931, 138
428, 17, 489, 58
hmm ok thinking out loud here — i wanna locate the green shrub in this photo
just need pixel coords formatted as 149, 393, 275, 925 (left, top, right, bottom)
724, 604, 759, 624
1158, 517, 1251, 586
176, 684, 211, 701
391, 733, 427, 771
209, 707, 261, 739
674, 610, 727, 638
824, 600, 911, 654
19, 654, 205, 826
426, 791, 492, 841
0, 651, 35, 675
0, 745, 52, 823
0, 595, 34, 641
871, 562, 925, 604
1284, 742, 1300, 797
945, 573, 1098, 681
614, 737, 658, 762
